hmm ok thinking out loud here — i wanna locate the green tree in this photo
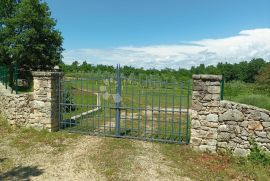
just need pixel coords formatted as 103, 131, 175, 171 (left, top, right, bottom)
255, 64, 270, 85
1, 0, 63, 70
0, 0, 19, 65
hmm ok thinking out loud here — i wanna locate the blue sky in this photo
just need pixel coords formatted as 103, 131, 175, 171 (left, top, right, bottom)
45, 0, 270, 69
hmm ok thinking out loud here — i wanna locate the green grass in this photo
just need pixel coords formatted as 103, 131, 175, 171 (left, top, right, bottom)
159, 144, 270, 181
61, 106, 190, 143
224, 81, 270, 110
9, 128, 79, 153
63, 77, 191, 109
1, 117, 270, 180
60, 76, 191, 143
89, 138, 138, 180
0, 116, 79, 153
232, 94, 270, 110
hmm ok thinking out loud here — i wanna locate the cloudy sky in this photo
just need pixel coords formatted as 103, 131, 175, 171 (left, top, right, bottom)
45, 0, 270, 69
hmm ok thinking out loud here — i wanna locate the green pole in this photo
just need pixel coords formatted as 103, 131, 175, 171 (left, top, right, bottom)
15, 66, 18, 94
5, 67, 8, 89
220, 74, 224, 100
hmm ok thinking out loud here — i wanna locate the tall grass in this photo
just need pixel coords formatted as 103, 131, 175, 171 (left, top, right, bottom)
224, 81, 270, 110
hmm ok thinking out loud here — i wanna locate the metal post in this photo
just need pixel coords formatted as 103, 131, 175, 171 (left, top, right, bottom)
58, 73, 62, 130
186, 80, 190, 144
115, 64, 121, 137
14, 65, 18, 94
220, 74, 224, 100
5, 67, 8, 89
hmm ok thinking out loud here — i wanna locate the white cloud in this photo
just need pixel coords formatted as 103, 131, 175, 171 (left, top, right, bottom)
63, 28, 270, 69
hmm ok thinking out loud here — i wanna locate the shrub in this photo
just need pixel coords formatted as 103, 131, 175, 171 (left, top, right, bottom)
248, 141, 270, 166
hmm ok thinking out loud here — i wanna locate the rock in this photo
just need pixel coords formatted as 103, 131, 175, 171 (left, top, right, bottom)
192, 100, 203, 110
199, 145, 216, 153
207, 139, 217, 146
260, 112, 270, 122
219, 110, 233, 121
218, 132, 231, 141
255, 131, 267, 138
218, 125, 228, 132
207, 114, 218, 122
233, 148, 250, 156
211, 94, 220, 100
207, 86, 220, 94
249, 110, 261, 121
191, 119, 201, 128
248, 121, 263, 131
255, 137, 270, 143
232, 109, 244, 121
190, 137, 202, 146
217, 142, 228, 148
203, 94, 212, 101
262, 122, 270, 128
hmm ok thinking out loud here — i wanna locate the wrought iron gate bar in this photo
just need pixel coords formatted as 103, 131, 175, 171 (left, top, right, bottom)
59, 65, 191, 144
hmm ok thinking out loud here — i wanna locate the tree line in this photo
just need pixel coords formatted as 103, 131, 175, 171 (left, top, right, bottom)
61, 58, 270, 84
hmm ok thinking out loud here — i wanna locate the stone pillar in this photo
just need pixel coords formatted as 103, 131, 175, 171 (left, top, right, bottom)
30, 72, 63, 131
190, 74, 222, 153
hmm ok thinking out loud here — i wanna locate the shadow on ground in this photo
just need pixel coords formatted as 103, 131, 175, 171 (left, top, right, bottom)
0, 166, 43, 181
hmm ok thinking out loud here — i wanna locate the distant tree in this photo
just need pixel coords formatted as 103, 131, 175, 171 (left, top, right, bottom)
71, 61, 79, 72
255, 64, 270, 85
244, 58, 266, 83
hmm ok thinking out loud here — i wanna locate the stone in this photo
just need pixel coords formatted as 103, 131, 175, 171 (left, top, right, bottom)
191, 75, 270, 155
218, 132, 231, 142
206, 114, 218, 122
233, 148, 250, 157
233, 126, 241, 135
249, 110, 261, 121
207, 139, 217, 146
218, 125, 228, 132
207, 86, 220, 94
248, 121, 263, 131
262, 122, 270, 128
191, 119, 201, 128
211, 94, 220, 101
203, 94, 212, 101
219, 110, 233, 121
232, 109, 244, 122
190, 137, 202, 146
255, 137, 270, 143
192, 100, 203, 110
261, 112, 270, 122
240, 121, 248, 127
206, 131, 217, 139
217, 142, 227, 148
255, 131, 267, 138
199, 145, 216, 153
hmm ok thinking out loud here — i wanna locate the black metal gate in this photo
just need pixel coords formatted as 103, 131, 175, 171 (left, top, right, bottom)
59, 65, 191, 144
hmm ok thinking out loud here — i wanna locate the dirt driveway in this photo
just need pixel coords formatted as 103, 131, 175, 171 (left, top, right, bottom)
0, 130, 191, 181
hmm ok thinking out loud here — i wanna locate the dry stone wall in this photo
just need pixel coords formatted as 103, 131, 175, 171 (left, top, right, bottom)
0, 72, 62, 131
218, 101, 270, 156
191, 74, 270, 156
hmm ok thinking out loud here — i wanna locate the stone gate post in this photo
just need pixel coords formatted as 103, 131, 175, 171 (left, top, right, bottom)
30, 72, 63, 131
190, 75, 222, 153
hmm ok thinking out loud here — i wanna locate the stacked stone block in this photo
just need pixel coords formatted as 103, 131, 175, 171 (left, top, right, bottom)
191, 74, 270, 156
218, 101, 270, 156
191, 74, 222, 153
0, 71, 62, 131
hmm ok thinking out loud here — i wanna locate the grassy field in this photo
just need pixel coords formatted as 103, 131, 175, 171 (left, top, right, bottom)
60, 77, 191, 143
224, 81, 270, 110
1, 117, 270, 181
